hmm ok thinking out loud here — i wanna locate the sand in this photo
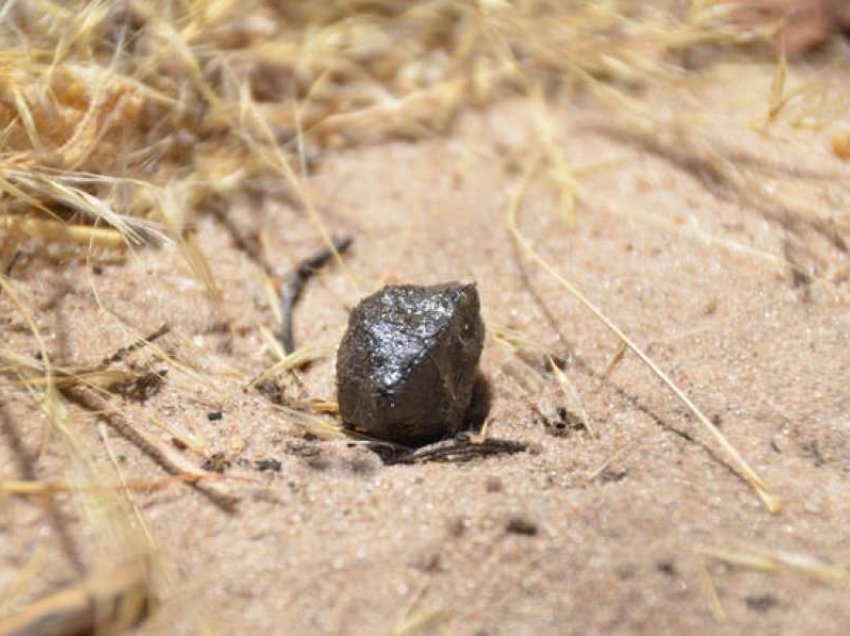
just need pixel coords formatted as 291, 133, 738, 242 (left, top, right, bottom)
1, 59, 849, 635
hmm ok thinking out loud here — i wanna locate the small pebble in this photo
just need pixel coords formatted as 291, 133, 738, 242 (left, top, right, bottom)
255, 458, 282, 472
506, 516, 538, 536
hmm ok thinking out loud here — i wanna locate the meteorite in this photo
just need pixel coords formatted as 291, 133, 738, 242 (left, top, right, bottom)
336, 282, 485, 447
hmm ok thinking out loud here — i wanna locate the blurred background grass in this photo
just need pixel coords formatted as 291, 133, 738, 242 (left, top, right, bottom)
0, 0, 786, 267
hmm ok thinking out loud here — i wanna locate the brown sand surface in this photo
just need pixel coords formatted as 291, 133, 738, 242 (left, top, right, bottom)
2, 62, 850, 635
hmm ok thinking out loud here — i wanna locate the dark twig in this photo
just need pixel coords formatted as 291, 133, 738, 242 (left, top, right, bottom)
204, 194, 276, 275
100, 324, 171, 367
4, 250, 22, 276
279, 235, 353, 354
62, 386, 239, 513
382, 436, 527, 465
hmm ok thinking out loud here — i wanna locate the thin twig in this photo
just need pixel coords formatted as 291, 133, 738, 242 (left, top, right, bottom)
101, 324, 171, 367
700, 547, 848, 582
279, 235, 353, 354
699, 565, 727, 624
0, 472, 227, 495
62, 386, 239, 513
602, 340, 627, 380
383, 436, 527, 465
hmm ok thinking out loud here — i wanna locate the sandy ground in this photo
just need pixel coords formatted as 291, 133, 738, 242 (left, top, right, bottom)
1, 60, 850, 635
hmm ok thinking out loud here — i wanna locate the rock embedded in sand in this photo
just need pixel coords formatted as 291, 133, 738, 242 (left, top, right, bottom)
336, 282, 485, 447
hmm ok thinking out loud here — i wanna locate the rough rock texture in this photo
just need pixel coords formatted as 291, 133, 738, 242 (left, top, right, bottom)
337, 283, 484, 446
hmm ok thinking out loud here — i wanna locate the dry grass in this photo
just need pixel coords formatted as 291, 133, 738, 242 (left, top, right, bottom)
701, 546, 850, 582
5, 1, 842, 281
0, 0, 774, 264
507, 154, 782, 511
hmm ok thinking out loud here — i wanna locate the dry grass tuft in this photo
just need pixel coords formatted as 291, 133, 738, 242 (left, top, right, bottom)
0, 1, 775, 268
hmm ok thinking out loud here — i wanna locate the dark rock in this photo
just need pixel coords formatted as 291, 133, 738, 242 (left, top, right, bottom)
336, 282, 485, 447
